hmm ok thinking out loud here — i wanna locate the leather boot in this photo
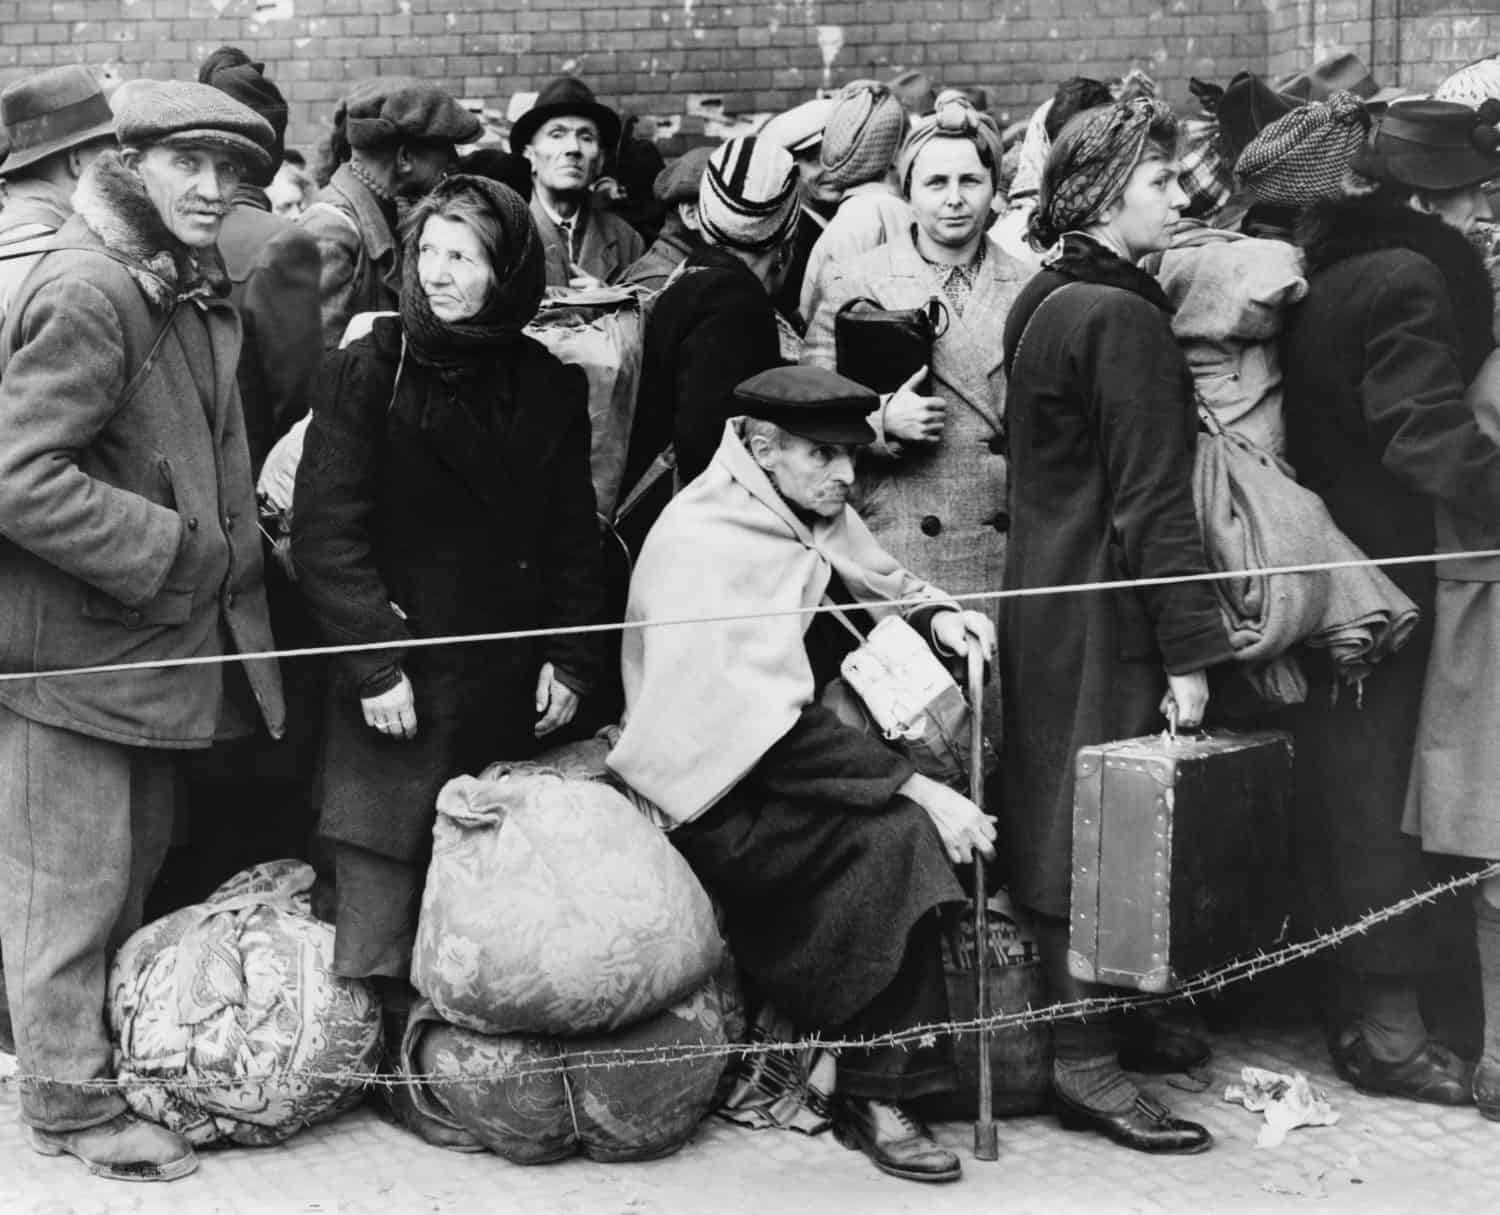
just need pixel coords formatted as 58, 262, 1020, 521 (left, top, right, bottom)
32, 1112, 198, 1182
834, 1097, 962, 1183
1331, 1029, 1474, 1106
1054, 1090, 1213, 1155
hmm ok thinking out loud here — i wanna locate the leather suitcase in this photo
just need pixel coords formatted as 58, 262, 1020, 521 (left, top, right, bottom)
1069, 729, 1293, 993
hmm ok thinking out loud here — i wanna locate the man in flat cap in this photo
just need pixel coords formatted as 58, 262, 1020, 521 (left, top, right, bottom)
512, 75, 644, 288
301, 77, 479, 347
0, 65, 118, 324
609, 363, 995, 1186
619, 144, 711, 292
0, 79, 285, 1182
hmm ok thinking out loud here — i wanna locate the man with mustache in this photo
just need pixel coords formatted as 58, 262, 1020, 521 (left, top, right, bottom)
0, 80, 285, 1182
300, 77, 479, 348
610, 363, 996, 1185
512, 75, 643, 288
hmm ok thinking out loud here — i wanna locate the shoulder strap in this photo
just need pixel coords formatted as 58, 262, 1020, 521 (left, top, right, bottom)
1006, 280, 1084, 377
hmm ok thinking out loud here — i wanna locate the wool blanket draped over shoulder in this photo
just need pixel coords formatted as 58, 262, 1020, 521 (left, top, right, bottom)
607, 420, 954, 826
1194, 420, 1419, 704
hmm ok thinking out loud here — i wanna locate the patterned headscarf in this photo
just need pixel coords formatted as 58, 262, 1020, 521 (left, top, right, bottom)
894, 89, 1006, 193
1029, 98, 1178, 251
399, 174, 546, 376
1235, 91, 1372, 208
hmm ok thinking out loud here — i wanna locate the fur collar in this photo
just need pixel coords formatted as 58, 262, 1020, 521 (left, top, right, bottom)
70, 151, 231, 310
1299, 196, 1494, 375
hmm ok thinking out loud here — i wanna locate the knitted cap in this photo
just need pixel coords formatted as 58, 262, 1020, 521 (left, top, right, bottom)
1435, 56, 1500, 110
1236, 91, 1373, 208
198, 47, 287, 185
337, 77, 480, 151
698, 135, 799, 254
114, 80, 275, 177
819, 80, 907, 193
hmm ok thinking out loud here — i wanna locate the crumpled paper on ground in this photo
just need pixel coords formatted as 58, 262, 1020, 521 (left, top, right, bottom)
1224, 1066, 1340, 1147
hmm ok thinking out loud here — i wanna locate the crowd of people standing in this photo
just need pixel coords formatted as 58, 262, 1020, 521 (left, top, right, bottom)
3, 40, 1500, 1189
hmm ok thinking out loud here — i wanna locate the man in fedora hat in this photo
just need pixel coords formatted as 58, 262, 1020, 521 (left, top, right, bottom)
511, 75, 643, 288
0, 65, 118, 320
300, 77, 479, 347
0, 79, 286, 1182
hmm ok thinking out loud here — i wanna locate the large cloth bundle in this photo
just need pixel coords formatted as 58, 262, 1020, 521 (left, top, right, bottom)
108, 861, 383, 1147
401, 975, 731, 1163
525, 286, 648, 521
412, 763, 722, 1036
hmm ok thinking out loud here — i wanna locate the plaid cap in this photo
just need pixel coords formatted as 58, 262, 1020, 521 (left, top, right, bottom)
114, 80, 275, 176
1177, 116, 1235, 220
1236, 92, 1372, 208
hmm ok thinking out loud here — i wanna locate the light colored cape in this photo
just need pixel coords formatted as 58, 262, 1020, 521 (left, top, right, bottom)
607, 420, 953, 825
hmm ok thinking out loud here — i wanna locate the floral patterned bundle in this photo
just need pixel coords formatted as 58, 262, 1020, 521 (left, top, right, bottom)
402, 974, 732, 1163
412, 764, 722, 1036
108, 861, 383, 1147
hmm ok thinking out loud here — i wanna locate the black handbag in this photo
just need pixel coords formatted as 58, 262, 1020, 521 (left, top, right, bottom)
834, 294, 947, 395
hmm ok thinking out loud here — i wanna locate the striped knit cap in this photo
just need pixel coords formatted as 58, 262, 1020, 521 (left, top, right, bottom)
698, 135, 799, 254
819, 79, 907, 193
1236, 91, 1372, 208
1435, 57, 1500, 109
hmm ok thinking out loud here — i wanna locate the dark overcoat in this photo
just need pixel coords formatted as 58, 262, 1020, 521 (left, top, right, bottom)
998, 242, 1231, 919
1281, 198, 1500, 973
292, 317, 606, 862
0, 153, 284, 748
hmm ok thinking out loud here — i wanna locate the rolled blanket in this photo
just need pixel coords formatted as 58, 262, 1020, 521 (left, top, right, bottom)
1194, 424, 1419, 704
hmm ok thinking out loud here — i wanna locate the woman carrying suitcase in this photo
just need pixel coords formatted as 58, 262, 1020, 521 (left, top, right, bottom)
998, 98, 1235, 1153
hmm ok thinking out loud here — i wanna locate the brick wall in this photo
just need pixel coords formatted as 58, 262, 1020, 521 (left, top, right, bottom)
0, 0, 1496, 157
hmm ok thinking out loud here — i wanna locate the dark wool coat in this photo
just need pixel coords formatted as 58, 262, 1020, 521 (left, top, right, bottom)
998, 243, 1232, 918
0, 152, 284, 747
300, 165, 400, 349
529, 195, 644, 289
671, 603, 964, 1031
1281, 198, 1500, 974
292, 316, 606, 863
218, 187, 322, 472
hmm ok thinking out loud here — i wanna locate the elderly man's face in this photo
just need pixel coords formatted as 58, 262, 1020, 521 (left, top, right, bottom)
526, 116, 602, 195
126, 144, 242, 248
750, 429, 857, 519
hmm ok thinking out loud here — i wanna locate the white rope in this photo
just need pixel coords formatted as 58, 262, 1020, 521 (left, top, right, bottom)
2, 546, 1494, 684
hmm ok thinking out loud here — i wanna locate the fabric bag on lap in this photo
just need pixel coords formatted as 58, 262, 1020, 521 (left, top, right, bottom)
412, 763, 722, 1035
108, 860, 383, 1146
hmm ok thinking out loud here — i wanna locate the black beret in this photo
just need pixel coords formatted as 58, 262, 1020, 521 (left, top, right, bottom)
734, 365, 878, 445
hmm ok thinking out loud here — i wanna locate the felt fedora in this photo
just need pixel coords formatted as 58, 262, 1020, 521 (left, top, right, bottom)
0, 65, 115, 177
1352, 98, 1500, 191
509, 76, 620, 156
1279, 52, 1407, 107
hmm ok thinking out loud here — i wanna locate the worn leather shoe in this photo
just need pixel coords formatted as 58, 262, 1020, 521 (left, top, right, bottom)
1474, 1058, 1500, 1121
1331, 1032, 1473, 1106
1115, 1011, 1211, 1075
1055, 1090, 1213, 1154
834, 1097, 962, 1183
32, 1112, 198, 1182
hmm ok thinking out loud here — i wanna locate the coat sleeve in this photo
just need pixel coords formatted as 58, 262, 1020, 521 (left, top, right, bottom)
741, 702, 915, 810
0, 274, 182, 607
242, 225, 323, 455
1078, 293, 1232, 675
673, 284, 781, 482
291, 347, 411, 693
1360, 258, 1500, 519
538, 361, 608, 697
300, 204, 363, 350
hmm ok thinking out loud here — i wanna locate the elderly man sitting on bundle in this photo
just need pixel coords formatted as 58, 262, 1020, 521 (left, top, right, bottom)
608, 364, 996, 1185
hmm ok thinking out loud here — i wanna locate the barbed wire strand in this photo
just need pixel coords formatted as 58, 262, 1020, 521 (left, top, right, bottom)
26, 860, 1497, 1095
5, 546, 1499, 684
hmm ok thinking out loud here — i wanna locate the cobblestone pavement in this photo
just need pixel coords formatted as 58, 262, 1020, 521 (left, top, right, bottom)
1, 1024, 1495, 1215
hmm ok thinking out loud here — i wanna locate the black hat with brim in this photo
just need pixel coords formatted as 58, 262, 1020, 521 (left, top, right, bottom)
510, 76, 621, 156
734, 365, 878, 446
1354, 98, 1500, 191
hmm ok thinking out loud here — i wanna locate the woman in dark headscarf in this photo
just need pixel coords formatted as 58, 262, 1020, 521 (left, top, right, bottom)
999, 99, 1234, 1153
292, 175, 606, 1040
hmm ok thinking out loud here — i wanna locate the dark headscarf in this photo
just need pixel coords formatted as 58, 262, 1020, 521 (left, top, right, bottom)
1030, 98, 1177, 251
399, 174, 546, 379
197, 46, 288, 186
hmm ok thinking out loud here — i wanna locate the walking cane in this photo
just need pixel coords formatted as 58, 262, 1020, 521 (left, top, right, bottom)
968, 644, 999, 1161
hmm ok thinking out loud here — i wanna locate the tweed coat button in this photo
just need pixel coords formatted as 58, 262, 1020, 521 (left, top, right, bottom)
989, 510, 1011, 534
186, 517, 199, 531
124, 608, 143, 628
987, 433, 1006, 455
920, 515, 942, 537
